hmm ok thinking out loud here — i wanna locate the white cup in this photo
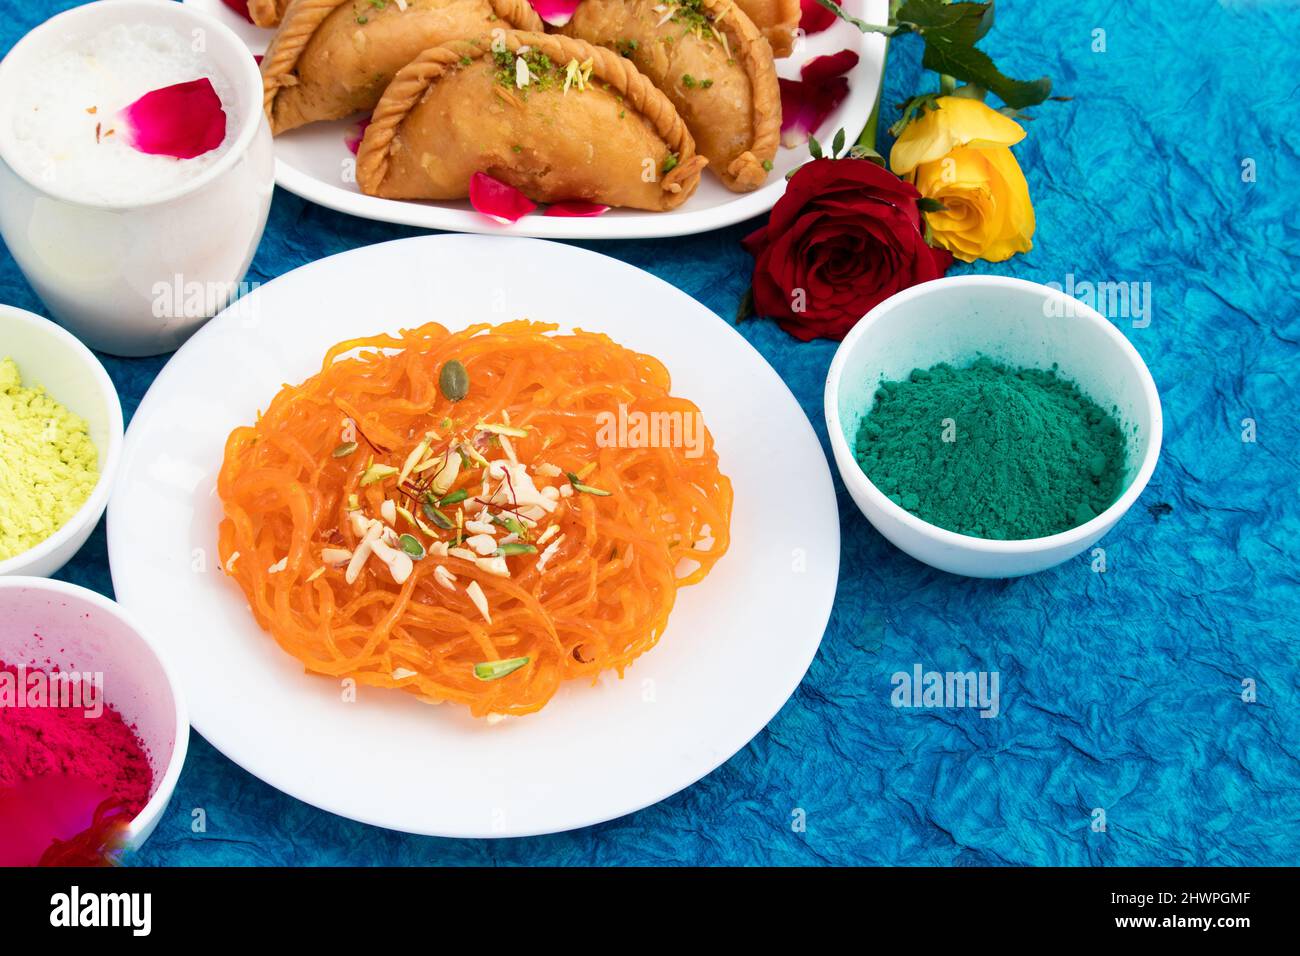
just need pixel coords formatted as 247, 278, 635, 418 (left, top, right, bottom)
0, 0, 273, 357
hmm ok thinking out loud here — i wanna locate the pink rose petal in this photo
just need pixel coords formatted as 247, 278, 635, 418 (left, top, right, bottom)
801, 0, 841, 35
801, 48, 859, 83
469, 172, 537, 223
119, 78, 228, 159
527, 0, 581, 26
779, 49, 857, 148
345, 118, 371, 156
220, 0, 256, 24
543, 201, 610, 217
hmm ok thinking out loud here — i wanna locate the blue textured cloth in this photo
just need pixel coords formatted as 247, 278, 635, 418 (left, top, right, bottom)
2, 0, 1297, 866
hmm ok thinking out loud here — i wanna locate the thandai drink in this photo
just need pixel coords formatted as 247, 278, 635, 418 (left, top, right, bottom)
8, 22, 235, 204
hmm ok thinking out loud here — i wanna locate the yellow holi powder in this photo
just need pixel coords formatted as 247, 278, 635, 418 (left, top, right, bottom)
0, 358, 99, 562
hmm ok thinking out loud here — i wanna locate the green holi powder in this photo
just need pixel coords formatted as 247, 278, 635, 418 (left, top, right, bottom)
853, 358, 1127, 540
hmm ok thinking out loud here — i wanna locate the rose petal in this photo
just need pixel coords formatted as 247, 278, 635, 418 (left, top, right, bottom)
779, 75, 850, 148
543, 201, 610, 217
220, 0, 256, 24
469, 172, 537, 223
801, 0, 840, 36
119, 78, 227, 159
527, 0, 581, 26
801, 49, 859, 83
345, 117, 371, 156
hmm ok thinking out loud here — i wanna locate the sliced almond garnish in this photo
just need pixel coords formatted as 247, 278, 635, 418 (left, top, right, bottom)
465, 580, 491, 623
536, 535, 565, 573
321, 547, 353, 567
475, 555, 510, 577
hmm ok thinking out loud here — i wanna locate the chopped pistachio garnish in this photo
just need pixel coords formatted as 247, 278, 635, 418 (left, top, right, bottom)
360, 463, 399, 486
398, 533, 426, 559
421, 497, 454, 530
496, 542, 538, 556
473, 656, 529, 681
459, 441, 489, 468
332, 441, 358, 458
399, 434, 433, 483
491, 513, 527, 537
662, 152, 679, 174
439, 488, 469, 506
567, 472, 612, 496
493, 48, 562, 93
476, 421, 529, 438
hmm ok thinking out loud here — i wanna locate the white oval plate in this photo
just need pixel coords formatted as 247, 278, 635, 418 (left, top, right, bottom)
184, 0, 887, 238
107, 236, 839, 837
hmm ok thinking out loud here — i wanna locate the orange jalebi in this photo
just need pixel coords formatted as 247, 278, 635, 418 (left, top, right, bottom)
217, 321, 731, 716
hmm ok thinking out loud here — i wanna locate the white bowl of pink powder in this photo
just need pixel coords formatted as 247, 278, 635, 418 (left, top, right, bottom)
0, 577, 188, 863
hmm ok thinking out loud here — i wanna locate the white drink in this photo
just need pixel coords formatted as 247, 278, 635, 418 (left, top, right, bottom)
9, 23, 238, 206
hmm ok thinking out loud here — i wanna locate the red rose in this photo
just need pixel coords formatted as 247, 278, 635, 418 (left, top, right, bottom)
742, 158, 953, 341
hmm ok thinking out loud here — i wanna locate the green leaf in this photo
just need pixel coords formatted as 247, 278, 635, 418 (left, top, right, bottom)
832, 127, 847, 158
814, 0, 897, 35
950, 83, 988, 101
896, 0, 995, 43
735, 287, 755, 324
849, 144, 887, 167
917, 197, 948, 213
888, 93, 942, 138
808, 135, 823, 160
921, 37, 1052, 109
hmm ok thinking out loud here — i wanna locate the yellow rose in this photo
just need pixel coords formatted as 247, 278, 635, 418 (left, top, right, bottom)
890, 96, 1035, 263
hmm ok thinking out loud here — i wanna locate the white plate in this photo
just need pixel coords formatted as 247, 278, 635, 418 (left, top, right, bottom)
183, 0, 888, 238
107, 236, 839, 837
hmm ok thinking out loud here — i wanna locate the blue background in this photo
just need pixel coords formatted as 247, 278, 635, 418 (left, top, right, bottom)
2, 0, 1297, 865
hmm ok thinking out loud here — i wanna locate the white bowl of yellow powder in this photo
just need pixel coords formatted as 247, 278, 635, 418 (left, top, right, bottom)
0, 305, 123, 577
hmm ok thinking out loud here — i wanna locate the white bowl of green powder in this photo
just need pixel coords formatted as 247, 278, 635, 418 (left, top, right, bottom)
0, 305, 123, 577
824, 276, 1162, 578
